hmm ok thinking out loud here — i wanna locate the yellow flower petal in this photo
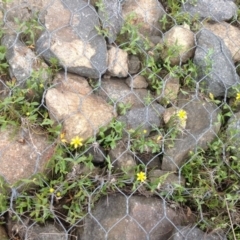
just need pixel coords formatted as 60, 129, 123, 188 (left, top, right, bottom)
70, 136, 83, 149
136, 171, 147, 182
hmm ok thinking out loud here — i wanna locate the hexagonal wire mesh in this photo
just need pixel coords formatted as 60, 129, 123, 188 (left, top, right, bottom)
0, 0, 240, 239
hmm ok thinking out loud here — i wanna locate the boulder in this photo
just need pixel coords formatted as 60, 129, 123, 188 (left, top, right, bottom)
204, 22, 240, 63
194, 29, 240, 97
182, 0, 238, 22
46, 73, 115, 142
36, 0, 107, 78
162, 92, 221, 171
81, 194, 183, 240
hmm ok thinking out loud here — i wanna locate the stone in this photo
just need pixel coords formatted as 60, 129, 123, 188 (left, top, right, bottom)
53, 71, 92, 95
162, 92, 221, 171
109, 141, 136, 175
107, 46, 128, 77
126, 75, 148, 89
1, 35, 49, 84
122, 0, 165, 36
128, 55, 141, 74
98, 0, 123, 44
98, 78, 154, 108
36, 0, 107, 78
194, 29, 240, 97
159, 74, 180, 103
182, 0, 238, 22
45, 74, 115, 142
204, 22, 240, 63
169, 226, 226, 240
117, 103, 165, 132
162, 25, 195, 65
0, 126, 55, 185
0, 225, 8, 240
81, 194, 183, 240
7, 219, 68, 240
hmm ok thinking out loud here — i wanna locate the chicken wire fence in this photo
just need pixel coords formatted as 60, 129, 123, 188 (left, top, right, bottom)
0, 0, 240, 239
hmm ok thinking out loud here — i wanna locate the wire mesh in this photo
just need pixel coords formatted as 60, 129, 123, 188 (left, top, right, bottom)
0, 0, 240, 239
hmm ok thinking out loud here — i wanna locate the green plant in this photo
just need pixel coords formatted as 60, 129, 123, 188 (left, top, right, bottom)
117, 102, 132, 115
0, 46, 8, 75
97, 119, 125, 149
14, 15, 44, 46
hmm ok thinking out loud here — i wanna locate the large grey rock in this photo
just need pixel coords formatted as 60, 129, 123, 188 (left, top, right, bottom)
36, 0, 107, 78
204, 22, 240, 63
169, 226, 226, 240
81, 194, 183, 240
46, 73, 115, 142
162, 93, 221, 171
98, 78, 154, 108
1, 35, 49, 84
7, 219, 68, 240
117, 103, 165, 132
98, 0, 123, 44
122, 0, 165, 36
0, 126, 55, 185
182, 0, 238, 21
194, 29, 240, 97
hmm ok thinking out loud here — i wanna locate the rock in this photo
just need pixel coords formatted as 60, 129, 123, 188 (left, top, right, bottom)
1, 35, 49, 84
98, 78, 154, 108
0, 126, 55, 185
162, 25, 195, 65
117, 103, 165, 132
0, 225, 8, 240
109, 141, 136, 175
162, 93, 221, 171
128, 55, 141, 74
98, 0, 123, 43
194, 29, 240, 97
53, 71, 92, 95
149, 170, 185, 192
81, 194, 183, 240
135, 152, 161, 169
125, 75, 148, 89
122, 0, 165, 36
107, 46, 128, 77
36, 0, 107, 78
204, 22, 240, 63
182, 0, 238, 22
45, 73, 115, 142
169, 226, 226, 240
7, 219, 68, 240
158, 74, 180, 103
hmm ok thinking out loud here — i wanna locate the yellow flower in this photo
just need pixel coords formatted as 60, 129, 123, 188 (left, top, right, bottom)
60, 132, 67, 143
70, 136, 83, 149
236, 92, 240, 101
177, 109, 187, 120
56, 192, 61, 197
136, 171, 147, 182
49, 188, 54, 193
209, 92, 214, 101
143, 129, 147, 134
39, 83, 44, 88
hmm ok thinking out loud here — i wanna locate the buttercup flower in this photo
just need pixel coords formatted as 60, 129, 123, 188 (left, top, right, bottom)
56, 192, 61, 197
70, 136, 83, 149
136, 171, 147, 182
60, 132, 67, 143
177, 109, 187, 120
236, 93, 240, 101
143, 129, 147, 134
49, 188, 54, 193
